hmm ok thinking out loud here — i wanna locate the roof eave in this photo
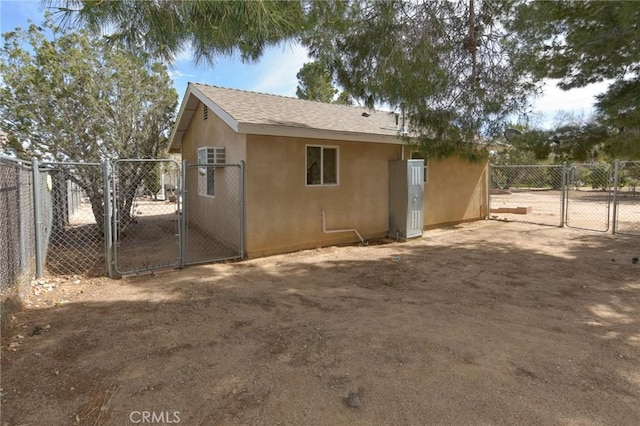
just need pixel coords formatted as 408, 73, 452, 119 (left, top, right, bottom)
237, 123, 406, 145
168, 83, 240, 152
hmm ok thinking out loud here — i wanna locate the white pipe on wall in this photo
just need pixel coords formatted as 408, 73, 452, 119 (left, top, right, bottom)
321, 210, 366, 245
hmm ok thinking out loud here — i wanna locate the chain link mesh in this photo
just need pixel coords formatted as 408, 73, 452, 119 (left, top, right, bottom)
113, 160, 181, 275
489, 165, 564, 226
565, 163, 612, 231
41, 163, 105, 276
184, 164, 243, 265
614, 161, 640, 235
0, 158, 35, 294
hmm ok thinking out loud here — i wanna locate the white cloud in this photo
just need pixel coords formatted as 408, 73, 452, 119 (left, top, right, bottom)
174, 42, 194, 63
167, 68, 193, 80
532, 79, 610, 128
249, 42, 310, 96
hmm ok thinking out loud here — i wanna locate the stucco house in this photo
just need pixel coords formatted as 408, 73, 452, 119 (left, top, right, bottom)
169, 83, 488, 258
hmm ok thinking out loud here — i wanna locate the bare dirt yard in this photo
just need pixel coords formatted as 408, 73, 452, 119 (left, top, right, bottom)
1, 220, 639, 425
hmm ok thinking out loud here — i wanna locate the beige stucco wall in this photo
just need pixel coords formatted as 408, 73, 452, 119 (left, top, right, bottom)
423, 156, 488, 227
181, 102, 246, 250
245, 135, 404, 257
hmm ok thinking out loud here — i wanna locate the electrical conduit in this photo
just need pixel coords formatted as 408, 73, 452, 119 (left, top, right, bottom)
321, 210, 366, 246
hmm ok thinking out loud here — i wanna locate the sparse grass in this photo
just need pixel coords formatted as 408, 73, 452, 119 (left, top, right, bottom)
75, 384, 121, 426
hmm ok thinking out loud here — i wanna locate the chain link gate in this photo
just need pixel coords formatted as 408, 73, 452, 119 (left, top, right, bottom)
613, 161, 640, 235
490, 163, 617, 232
182, 162, 244, 265
565, 163, 612, 232
489, 164, 565, 226
111, 159, 182, 275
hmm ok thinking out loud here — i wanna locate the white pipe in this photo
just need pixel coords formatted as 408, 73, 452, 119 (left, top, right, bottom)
321, 210, 366, 245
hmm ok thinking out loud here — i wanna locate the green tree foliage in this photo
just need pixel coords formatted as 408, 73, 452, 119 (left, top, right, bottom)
296, 61, 352, 105
46, 0, 304, 65
302, 0, 537, 159
497, 118, 611, 164
490, 125, 542, 166
0, 16, 178, 227
144, 164, 163, 201
510, 0, 640, 160
510, 1, 638, 89
296, 61, 338, 103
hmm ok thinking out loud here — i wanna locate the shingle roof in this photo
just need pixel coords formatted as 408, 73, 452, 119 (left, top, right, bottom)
195, 83, 401, 134
169, 83, 405, 151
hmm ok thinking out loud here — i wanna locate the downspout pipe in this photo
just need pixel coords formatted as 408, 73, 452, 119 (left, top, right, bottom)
321, 210, 367, 246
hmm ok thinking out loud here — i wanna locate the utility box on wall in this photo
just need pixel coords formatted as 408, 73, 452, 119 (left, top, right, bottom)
389, 159, 424, 239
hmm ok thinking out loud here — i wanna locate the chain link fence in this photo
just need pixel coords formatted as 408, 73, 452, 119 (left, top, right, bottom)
614, 161, 640, 235
112, 159, 181, 275
183, 163, 244, 265
41, 162, 105, 276
1, 158, 36, 290
490, 162, 639, 234
489, 165, 564, 226
565, 163, 612, 231
1, 158, 36, 331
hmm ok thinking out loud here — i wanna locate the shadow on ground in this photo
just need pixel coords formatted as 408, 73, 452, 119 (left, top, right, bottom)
2, 221, 639, 425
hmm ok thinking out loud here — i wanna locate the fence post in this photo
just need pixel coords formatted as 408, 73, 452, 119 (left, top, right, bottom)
612, 160, 619, 234
102, 161, 114, 277
486, 163, 491, 219
560, 162, 567, 227
180, 160, 187, 268
31, 157, 44, 278
240, 160, 245, 258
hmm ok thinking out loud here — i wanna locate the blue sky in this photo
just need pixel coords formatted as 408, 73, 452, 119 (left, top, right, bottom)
1, 0, 607, 128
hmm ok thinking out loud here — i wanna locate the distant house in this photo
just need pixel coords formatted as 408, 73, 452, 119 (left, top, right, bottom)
169, 83, 487, 258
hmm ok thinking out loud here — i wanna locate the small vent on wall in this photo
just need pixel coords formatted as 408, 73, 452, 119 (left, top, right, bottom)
203, 105, 208, 120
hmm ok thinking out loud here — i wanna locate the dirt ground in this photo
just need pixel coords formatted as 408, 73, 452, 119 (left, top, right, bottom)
1, 220, 639, 425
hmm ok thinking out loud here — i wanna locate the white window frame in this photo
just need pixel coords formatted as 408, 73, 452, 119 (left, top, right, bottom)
198, 146, 225, 197
306, 145, 339, 187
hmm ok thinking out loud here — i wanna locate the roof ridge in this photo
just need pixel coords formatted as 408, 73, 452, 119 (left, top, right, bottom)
189, 81, 386, 113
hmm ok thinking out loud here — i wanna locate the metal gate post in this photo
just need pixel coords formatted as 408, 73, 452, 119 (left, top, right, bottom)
180, 160, 187, 268
111, 162, 118, 269
240, 160, 245, 258
31, 157, 44, 278
560, 162, 567, 227
102, 161, 114, 277
612, 160, 619, 234
486, 163, 492, 219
